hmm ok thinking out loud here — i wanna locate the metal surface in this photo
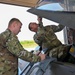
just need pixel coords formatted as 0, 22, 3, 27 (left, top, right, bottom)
19, 58, 75, 75
27, 8, 75, 29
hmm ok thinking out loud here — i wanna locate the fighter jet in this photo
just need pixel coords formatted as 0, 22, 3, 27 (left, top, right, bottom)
27, 0, 75, 29
24, 1, 75, 75
1, 0, 75, 75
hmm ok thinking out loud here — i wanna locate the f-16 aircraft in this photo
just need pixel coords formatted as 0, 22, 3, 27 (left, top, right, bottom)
0, 0, 75, 75
26, 1, 75, 75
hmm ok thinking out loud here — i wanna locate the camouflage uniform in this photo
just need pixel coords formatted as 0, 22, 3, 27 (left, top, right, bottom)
0, 29, 41, 75
33, 22, 68, 58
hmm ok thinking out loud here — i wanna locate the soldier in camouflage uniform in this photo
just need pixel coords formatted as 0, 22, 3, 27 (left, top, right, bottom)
0, 18, 46, 75
28, 17, 70, 61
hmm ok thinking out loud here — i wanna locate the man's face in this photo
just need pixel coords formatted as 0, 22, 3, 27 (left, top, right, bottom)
14, 22, 22, 35
30, 23, 38, 32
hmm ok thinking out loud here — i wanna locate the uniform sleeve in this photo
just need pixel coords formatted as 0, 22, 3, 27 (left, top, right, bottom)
33, 34, 42, 47
6, 34, 41, 62
50, 24, 65, 32
38, 21, 43, 28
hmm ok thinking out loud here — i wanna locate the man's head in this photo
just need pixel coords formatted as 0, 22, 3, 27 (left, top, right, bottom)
28, 22, 38, 32
8, 18, 22, 35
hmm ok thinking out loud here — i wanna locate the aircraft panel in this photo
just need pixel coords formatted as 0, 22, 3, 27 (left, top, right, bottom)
27, 8, 75, 29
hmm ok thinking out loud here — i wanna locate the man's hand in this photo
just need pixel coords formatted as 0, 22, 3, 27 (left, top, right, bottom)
39, 53, 46, 61
35, 51, 41, 55
37, 16, 42, 23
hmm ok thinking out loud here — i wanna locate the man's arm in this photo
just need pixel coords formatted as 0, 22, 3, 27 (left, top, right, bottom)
37, 16, 43, 28
5, 33, 46, 62
50, 24, 65, 32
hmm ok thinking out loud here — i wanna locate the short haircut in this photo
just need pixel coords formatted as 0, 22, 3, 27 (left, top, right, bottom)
28, 22, 37, 31
8, 18, 22, 26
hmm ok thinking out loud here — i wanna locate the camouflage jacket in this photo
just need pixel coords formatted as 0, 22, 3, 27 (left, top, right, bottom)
33, 22, 67, 58
34, 22, 65, 49
0, 29, 40, 75
33, 23, 75, 63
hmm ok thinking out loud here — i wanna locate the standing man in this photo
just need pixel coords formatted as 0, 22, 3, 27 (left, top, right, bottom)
0, 18, 46, 75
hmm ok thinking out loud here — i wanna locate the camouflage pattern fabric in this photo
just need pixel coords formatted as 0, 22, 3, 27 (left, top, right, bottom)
33, 22, 75, 63
0, 29, 41, 75
33, 22, 66, 58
